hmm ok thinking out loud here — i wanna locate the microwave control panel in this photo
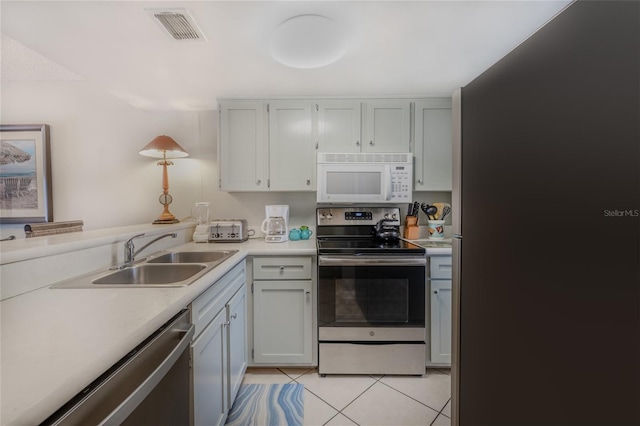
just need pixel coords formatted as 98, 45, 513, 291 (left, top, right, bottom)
389, 165, 412, 201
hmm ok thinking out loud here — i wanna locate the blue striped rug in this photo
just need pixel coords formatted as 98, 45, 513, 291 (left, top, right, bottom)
225, 383, 304, 426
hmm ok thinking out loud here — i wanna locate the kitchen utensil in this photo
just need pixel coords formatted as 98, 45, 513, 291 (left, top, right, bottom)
412, 201, 420, 217
421, 203, 438, 220
433, 202, 445, 219
440, 205, 452, 221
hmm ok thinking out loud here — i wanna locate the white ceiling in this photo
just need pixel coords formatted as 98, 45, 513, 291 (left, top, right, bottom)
1, 1, 571, 111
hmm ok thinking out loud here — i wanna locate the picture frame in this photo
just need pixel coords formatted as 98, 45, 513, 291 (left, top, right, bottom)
0, 124, 53, 223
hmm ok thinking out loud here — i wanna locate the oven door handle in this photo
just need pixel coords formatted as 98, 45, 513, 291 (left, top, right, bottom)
318, 255, 426, 266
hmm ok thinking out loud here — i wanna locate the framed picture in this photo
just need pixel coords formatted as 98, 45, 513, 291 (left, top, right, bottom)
0, 124, 53, 223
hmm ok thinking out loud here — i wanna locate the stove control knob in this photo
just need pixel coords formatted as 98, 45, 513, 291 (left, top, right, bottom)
369, 331, 375, 337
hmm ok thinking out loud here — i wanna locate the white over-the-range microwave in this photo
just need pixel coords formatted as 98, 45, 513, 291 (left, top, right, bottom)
316, 153, 413, 204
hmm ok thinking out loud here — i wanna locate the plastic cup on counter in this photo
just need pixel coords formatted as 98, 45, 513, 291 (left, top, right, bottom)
427, 220, 445, 240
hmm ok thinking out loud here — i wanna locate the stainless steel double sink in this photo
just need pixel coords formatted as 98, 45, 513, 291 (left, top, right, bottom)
51, 250, 238, 289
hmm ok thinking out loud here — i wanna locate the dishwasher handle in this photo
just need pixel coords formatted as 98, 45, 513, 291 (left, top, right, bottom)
100, 321, 195, 425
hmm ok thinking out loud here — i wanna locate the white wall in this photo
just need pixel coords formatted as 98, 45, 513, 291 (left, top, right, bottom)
1, 80, 204, 237
1, 79, 450, 239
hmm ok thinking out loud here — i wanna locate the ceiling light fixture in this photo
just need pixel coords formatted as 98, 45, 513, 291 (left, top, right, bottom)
269, 14, 348, 69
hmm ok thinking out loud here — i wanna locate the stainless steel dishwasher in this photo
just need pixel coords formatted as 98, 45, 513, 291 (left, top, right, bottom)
41, 309, 194, 426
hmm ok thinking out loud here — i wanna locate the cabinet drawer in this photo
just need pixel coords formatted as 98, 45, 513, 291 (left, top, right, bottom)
430, 256, 452, 279
253, 257, 312, 280
191, 261, 246, 338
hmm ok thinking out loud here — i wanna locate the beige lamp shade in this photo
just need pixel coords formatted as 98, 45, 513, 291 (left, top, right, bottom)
139, 135, 189, 159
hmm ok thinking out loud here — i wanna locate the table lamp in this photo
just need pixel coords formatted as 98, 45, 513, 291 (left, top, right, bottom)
139, 135, 188, 224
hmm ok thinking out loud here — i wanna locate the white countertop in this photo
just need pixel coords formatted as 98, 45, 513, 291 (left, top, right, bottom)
410, 238, 453, 256
0, 237, 316, 426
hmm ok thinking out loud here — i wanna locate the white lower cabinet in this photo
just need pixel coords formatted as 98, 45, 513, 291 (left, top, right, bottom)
190, 261, 247, 426
227, 285, 247, 404
430, 279, 452, 365
428, 256, 452, 366
251, 256, 315, 365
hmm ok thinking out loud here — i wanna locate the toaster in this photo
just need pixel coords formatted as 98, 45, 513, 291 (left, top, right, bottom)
209, 219, 250, 242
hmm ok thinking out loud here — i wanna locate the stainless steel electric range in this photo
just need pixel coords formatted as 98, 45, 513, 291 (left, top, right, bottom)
316, 206, 427, 376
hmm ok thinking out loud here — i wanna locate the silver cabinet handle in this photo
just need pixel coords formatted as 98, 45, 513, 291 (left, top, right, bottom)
369, 140, 374, 146
356, 140, 360, 146
434, 290, 438, 294
418, 178, 424, 185
256, 179, 261, 186
306, 179, 311, 186
306, 291, 311, 295
230, 313, 237, 320
280, 266, 285, 271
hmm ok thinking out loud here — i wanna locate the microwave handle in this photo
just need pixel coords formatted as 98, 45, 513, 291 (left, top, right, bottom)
383, 165, 392, 201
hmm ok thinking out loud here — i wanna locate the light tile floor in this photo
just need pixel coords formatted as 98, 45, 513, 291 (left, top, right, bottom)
241, 367, 451, 426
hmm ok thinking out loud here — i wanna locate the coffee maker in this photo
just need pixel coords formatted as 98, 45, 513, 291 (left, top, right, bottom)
192, 202, 211, 243
261, 205, 289, 243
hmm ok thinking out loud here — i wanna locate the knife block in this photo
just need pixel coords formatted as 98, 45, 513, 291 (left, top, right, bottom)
404, 216, 420, 240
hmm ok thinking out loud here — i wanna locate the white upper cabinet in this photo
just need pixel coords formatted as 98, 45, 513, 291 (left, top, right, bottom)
414, 99, 453, 191
363, 100, 411, 153
268, 101, 315, 191
218, 101, 268, 191
218, 97, 451, 192
316, 101, 362, 153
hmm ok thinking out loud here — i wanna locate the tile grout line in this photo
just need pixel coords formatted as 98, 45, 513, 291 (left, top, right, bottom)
377, 378, 446, 417
293, 371, 382, 426
331, 376, 381, 426
429, 397, 452, 426
251, 368, 450, 425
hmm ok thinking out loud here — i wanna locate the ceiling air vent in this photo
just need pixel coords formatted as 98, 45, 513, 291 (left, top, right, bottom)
146, 9, 206, 41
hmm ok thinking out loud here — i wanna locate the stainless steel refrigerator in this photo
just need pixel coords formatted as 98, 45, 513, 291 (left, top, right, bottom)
450, 1, 639, 425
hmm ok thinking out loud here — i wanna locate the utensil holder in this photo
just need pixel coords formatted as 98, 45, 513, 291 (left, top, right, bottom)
404, 216, 420, 240
427, 220, 445, 239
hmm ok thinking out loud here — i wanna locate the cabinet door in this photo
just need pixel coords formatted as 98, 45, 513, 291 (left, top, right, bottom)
191, 308, 227, 426
268, 101, 315, 191
253, 280, 313, 364
364, 100, 411, 152
227, 284, 247, 406
430, 280, 452, 364
219, 101, 268, 191
317, 100, 362, 153
414, 100, 453, 191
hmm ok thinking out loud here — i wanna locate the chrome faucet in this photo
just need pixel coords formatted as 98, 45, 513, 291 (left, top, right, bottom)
123, 232, 177, 266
